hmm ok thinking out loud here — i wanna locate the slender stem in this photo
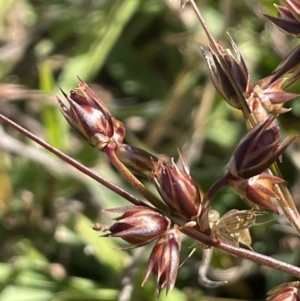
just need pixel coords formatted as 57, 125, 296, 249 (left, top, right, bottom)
198, 173, 231, 234
181, 227, 219, 246
182, 226, 300, 279
216, 241, 300, 279
203, 172, 231, 209
105, 146, 168, 211
187, 0, 219, 53
0, 114, 144, 207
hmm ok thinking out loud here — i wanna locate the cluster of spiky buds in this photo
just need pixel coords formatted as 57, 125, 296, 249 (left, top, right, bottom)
0, 0, 297, 297
55, 72, 298, 296
58, 78, 126, 150
142, 226, 181, 295
26, 0, 300, 296
227, 116, 295, 179
267, 281, 300, 301
100, 206, 170, 247
56, 78, 208, 294
203, 30, 298, 122
151, 150, 202, 221
96, 206, 181, 295
226, 117, 295, 212
202, 35, 251, 110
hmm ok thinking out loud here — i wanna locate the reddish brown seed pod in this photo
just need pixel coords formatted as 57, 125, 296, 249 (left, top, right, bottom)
103, 206, 171, 247
151, 151, 202, 220
142, 226, 182, 296
227, 116, 295, 179
58, 78, 126, 150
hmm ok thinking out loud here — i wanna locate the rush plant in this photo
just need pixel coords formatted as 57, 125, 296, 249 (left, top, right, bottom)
1, 0, 300, 300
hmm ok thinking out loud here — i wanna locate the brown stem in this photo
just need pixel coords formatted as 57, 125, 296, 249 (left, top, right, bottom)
199, 173, 231, 234
182, 227, 300, 279
202, 172, 231, 209
216, 241, 300, 279
0, 114, 144, 207
104, 146, 167, 211
181, 227, 219, 246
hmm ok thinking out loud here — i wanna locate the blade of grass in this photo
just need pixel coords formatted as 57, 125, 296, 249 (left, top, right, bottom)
58, 0, 140, 88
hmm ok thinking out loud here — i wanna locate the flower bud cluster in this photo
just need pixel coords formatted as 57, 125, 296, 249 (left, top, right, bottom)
58, 79, 208, 294
58, 76, 296, 296
58, 78, 126, 150
200, 3, 298, 222
142, 226, 181, 295
202, 35, 251, 110
226, 117, 295, 212
96, 205, 181, 295
150, 151, 202, 221
204, 32, 298, 122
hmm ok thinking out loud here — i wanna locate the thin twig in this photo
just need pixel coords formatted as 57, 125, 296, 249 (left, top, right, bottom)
182, 226, 300, 279
0, 114, 143, 207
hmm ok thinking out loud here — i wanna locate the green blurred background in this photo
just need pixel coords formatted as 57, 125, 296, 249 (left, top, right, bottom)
0, 0, 299, 300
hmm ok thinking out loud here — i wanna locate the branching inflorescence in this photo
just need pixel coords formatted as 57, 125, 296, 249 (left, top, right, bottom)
1, 0, 300, 299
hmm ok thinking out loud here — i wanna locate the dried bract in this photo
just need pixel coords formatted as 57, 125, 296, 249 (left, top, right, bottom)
102, 206, 170, 247
267, 281, 300, 301
250, 76, 298, 114
227, 116, 296, 179
58, 78, 126, 150
228, 172, 285, 213
211, 209, 260, 248
142, 226, 181, 296
151, 151, 201, 220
